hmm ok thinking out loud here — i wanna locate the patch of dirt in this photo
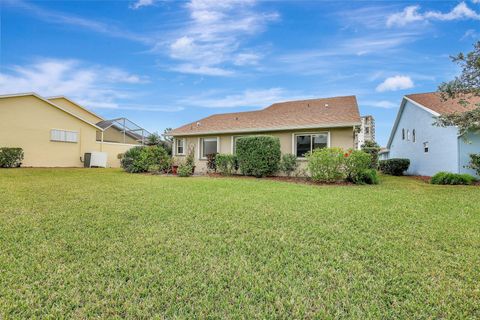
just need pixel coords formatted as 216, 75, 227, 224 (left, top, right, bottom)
206, 173, 354, 186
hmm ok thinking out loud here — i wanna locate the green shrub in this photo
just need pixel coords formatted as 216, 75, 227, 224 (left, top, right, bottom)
216, 154, 237, 175
379, 158, 410, 176
468, 154, 480, 176
144, 146, 170, 172
0, 148, 24, 168
344, 149, 372, 183
355, 169, 379, 185
431, 172, 475, 185
120, 146, 170, 173
236, 136, 281, 177
280, 153, 298, 176
121, 146, 149, 173
361, 141, 381, 169
177, 163, 193, 177
307, 147, 345, 182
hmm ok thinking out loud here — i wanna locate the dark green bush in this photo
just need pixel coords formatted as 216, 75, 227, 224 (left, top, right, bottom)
468, 154, 480, 176
121, 146, 170, 173
279, 154, 298, 176
431, 172, 475, 185
216, 154, 237, 175
361, 141, 381, 169
307, 147, 345, 182
121, 146, 149, 173
207, 153, 217, 172
177, 163, 193, 177
379, 158, 410, 176
344, 150, 372, 183
355, 169, 379, 185
0, 147, 24, 168
236, 136, 281, 177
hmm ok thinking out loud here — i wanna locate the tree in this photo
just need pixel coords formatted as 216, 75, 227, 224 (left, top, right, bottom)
435, 41, 480, 136
145, 132, 162, 146
361, 140, 381, 169
163, 128, 173, 143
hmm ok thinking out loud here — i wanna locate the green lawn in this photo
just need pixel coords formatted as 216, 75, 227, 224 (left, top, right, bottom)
0, 169, 479, 318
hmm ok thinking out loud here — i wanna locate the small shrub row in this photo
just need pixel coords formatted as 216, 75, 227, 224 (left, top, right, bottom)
379, 158, 410, 176
306, 148, 378, 184
0, 147, 24, 168
431, 172, 476, 185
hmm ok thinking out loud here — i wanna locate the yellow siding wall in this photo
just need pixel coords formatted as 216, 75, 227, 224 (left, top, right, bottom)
173, 127, 355, 174
48, 97, 103, 124
99, 142, 137, 168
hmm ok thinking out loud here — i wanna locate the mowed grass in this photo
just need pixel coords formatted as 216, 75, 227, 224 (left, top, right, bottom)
0, 169, 479, 319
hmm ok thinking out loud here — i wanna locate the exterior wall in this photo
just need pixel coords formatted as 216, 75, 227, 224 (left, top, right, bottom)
0, 95, 102, 167
99, 142, 137, 168
388, 101, 459, 176
98, 126, 140, 144
173, 127, 355, 174
48, 97, 103, 124
458, 131, 480, 177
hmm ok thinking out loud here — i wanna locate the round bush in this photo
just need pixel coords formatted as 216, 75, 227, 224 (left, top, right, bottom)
0, 147, 24, 168
121, 146, 170, 173
344, 150, 372, 183
236, 136, 281, 177
379, 158, 410, 176
177, 163, 193, 177
307, 147, 345, 182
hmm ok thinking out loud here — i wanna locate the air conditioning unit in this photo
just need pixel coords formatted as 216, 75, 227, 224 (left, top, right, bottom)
84, 152, 107, 168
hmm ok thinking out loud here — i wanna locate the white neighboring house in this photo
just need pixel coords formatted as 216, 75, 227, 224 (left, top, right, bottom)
383, 92, 480, 177
355, 115, 375, 149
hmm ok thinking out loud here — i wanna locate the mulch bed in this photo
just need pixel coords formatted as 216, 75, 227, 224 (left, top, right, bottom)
206, 173, 354, 186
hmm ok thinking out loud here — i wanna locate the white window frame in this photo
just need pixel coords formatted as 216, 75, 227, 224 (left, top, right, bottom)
174, 138, 186, 156
199, 137, 219, 160
292, 132, 330, 159
50, 129, 79, 143
407, 129, 410, 141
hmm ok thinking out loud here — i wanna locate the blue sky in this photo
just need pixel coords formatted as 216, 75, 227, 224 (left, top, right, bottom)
1, 0, 479, 145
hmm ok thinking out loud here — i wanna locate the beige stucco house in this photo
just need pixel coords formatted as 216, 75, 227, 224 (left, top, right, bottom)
168, 96, 361, 174
0, 93, 148, 167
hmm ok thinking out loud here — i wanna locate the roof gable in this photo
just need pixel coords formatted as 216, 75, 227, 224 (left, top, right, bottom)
406, 92, 480, 115
47, 96, 104, 123
169, 96, 361, 136
0, 93, 103, 131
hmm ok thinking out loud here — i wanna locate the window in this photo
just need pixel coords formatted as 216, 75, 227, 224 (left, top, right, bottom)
175, 138, 185, 155
295, 133, 328, 157
407, 129, 410, 141
412, 129, 416, 143
402, 128, 405, 140
50, 129, 78, 143
201, 137, 218, 158
423, 141, 429, 153
365, 127, 370, 134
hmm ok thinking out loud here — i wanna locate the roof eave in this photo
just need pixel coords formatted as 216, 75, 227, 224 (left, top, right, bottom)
167, 122, 360, 137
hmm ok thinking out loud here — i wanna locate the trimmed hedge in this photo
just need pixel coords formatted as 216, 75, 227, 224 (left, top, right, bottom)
307, 147, 345, 182
0, 147, 24, 168
431, 172, 476, 185
236, 136, 281, 177
379, 158, 410, 176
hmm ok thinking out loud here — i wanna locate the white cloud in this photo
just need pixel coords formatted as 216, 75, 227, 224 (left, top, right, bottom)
165, 0, 279, 76
130, 0, 155, 9
462, 29, 480, 40
364, 100, 398, 109
171, 64, 234, 76
179, 88, 308, 108
387, 2, 480, 27
0, 58, 153, 111
376, 75, 414, 92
